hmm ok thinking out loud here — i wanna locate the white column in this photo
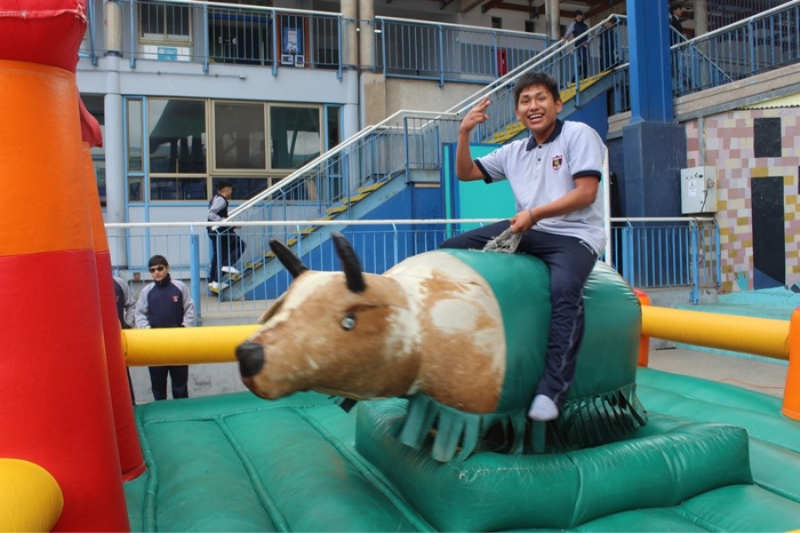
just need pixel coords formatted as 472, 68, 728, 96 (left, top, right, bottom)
694, 0, 708, 36
358, 0, 375, 71
104, 1, 127, 265
341, 0, 358, 68
547, 0, 561, 41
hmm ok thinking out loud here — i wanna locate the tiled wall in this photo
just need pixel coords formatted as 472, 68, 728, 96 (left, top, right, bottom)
685, 107, 800, 293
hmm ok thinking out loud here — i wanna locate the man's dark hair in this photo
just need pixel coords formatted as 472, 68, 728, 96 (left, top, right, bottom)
575, 10, 583, 17
513, 72, 560, 106
148, 255, 169, 268
216, 179, 233, 191
670, 2, 684, 12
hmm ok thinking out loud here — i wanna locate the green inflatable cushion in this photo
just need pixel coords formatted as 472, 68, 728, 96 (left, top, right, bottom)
356, 399, 753, 531
125, 392, 424, 532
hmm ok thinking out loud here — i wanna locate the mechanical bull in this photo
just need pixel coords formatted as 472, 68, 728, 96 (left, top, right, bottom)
236, 233, 646, 461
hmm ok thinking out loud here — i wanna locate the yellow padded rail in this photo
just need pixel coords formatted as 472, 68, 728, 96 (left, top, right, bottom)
122, 325, 259, 366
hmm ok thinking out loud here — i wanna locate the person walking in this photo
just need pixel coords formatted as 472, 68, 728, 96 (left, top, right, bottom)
442, 72, 606, 422
207, 180, 245, 292
562, 10, 590, 81
135, 255, 195, 401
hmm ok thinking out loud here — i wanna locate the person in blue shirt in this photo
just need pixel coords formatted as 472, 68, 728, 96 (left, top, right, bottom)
135, 255, 195, 401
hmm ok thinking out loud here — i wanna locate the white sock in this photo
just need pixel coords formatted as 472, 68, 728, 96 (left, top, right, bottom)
528, 394, 559, 422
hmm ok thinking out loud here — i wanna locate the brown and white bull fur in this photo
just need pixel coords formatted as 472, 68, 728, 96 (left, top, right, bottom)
236, 234, 507, 413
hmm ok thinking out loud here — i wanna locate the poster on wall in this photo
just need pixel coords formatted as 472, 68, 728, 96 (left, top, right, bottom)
281, 19, 305, 67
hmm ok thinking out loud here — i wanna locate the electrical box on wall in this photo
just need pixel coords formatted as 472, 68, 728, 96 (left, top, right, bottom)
680, 166, 717, 214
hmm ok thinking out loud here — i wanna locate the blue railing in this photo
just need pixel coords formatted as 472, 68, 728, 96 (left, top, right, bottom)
672, 0, 800, 97
80, 0, 551, 82
374, 16, 552, 86
609, 218, 720, 304
106, 217, 720, 322
80, 0, 345, 75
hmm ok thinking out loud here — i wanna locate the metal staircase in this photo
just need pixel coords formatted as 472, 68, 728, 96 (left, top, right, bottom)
212, 0, 800, 300
214, 17, 628, 300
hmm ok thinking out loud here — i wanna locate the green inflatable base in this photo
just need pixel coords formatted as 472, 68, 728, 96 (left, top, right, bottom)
124, 371, 800, 532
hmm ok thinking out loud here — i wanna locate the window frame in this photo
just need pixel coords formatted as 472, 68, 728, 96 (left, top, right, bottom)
138, 2, 193, 44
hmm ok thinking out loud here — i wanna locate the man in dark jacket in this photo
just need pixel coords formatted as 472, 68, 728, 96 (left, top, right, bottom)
562, 10, 590, 80
135, 255, 195, 401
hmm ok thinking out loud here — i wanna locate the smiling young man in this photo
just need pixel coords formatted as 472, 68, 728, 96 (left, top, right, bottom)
441, 71, 606, 422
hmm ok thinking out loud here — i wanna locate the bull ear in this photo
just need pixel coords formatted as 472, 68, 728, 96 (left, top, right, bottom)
269, 239, 308, 278
332, 232, 366, 293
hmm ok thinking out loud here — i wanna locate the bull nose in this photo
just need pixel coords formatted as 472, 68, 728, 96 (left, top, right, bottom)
236, 341, 265, 378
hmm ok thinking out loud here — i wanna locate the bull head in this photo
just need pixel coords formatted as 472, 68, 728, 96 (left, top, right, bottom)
235, 233, 416, 402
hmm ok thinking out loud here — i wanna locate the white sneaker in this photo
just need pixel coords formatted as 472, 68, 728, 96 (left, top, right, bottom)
208, 281, 218, 290
528, 394, 559, 422
221, 266, 240, 275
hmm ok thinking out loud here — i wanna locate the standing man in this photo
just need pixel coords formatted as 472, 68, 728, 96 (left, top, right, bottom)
207, 179, 245, 292
562, 10, 590, 81
441, 72, 606, 422
669, 3, 685, 45
135, 255, 195, 401
113, 275, 137, 405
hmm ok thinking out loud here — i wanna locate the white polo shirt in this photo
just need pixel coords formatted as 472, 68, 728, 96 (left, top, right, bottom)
474, 119, 606, 254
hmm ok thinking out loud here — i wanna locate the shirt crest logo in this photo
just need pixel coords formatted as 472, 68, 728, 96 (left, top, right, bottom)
172, 296, 179, 303
552, 155, 563, 170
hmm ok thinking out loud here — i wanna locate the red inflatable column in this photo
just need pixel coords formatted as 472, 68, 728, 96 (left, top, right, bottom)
0, 60, 130, 531
83, 145, 146, 480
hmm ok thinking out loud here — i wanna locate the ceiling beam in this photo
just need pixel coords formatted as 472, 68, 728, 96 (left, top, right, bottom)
480, 0, 505, 13
584, 0, 626, 19
457, 0, 485, 13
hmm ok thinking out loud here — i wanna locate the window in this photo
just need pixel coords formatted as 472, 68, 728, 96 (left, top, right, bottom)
270, 106, 322, 170
127, 99, 144, 202
140, 2, 191, 41
123, 98, 339, 204
148, 99, 207, 173
127, 99, 144, 173
213, 177, 270, 201
147, 98, 207, 201
214, 102, 266, 170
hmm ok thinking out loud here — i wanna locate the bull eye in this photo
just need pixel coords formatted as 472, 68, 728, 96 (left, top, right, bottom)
341, 312, 356, 331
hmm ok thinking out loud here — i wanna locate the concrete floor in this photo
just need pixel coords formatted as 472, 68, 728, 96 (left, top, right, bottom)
647, 347, 788, 398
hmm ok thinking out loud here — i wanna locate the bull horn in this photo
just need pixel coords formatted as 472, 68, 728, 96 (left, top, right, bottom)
269, 239, 308, 278
332, 232, 366, 293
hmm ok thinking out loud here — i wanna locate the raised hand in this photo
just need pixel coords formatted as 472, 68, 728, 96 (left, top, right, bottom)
459, 95, 491, 135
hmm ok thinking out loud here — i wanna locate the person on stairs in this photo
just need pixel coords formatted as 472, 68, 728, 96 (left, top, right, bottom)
208, 179, 246, 292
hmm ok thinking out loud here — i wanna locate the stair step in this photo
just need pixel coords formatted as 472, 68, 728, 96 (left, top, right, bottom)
358, 181, 386, 194
245, 260, 264, 269
327, 205, 348, 214
348, 192, 368, 203
263, 251, 275, 258
299, 227, 316, 235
